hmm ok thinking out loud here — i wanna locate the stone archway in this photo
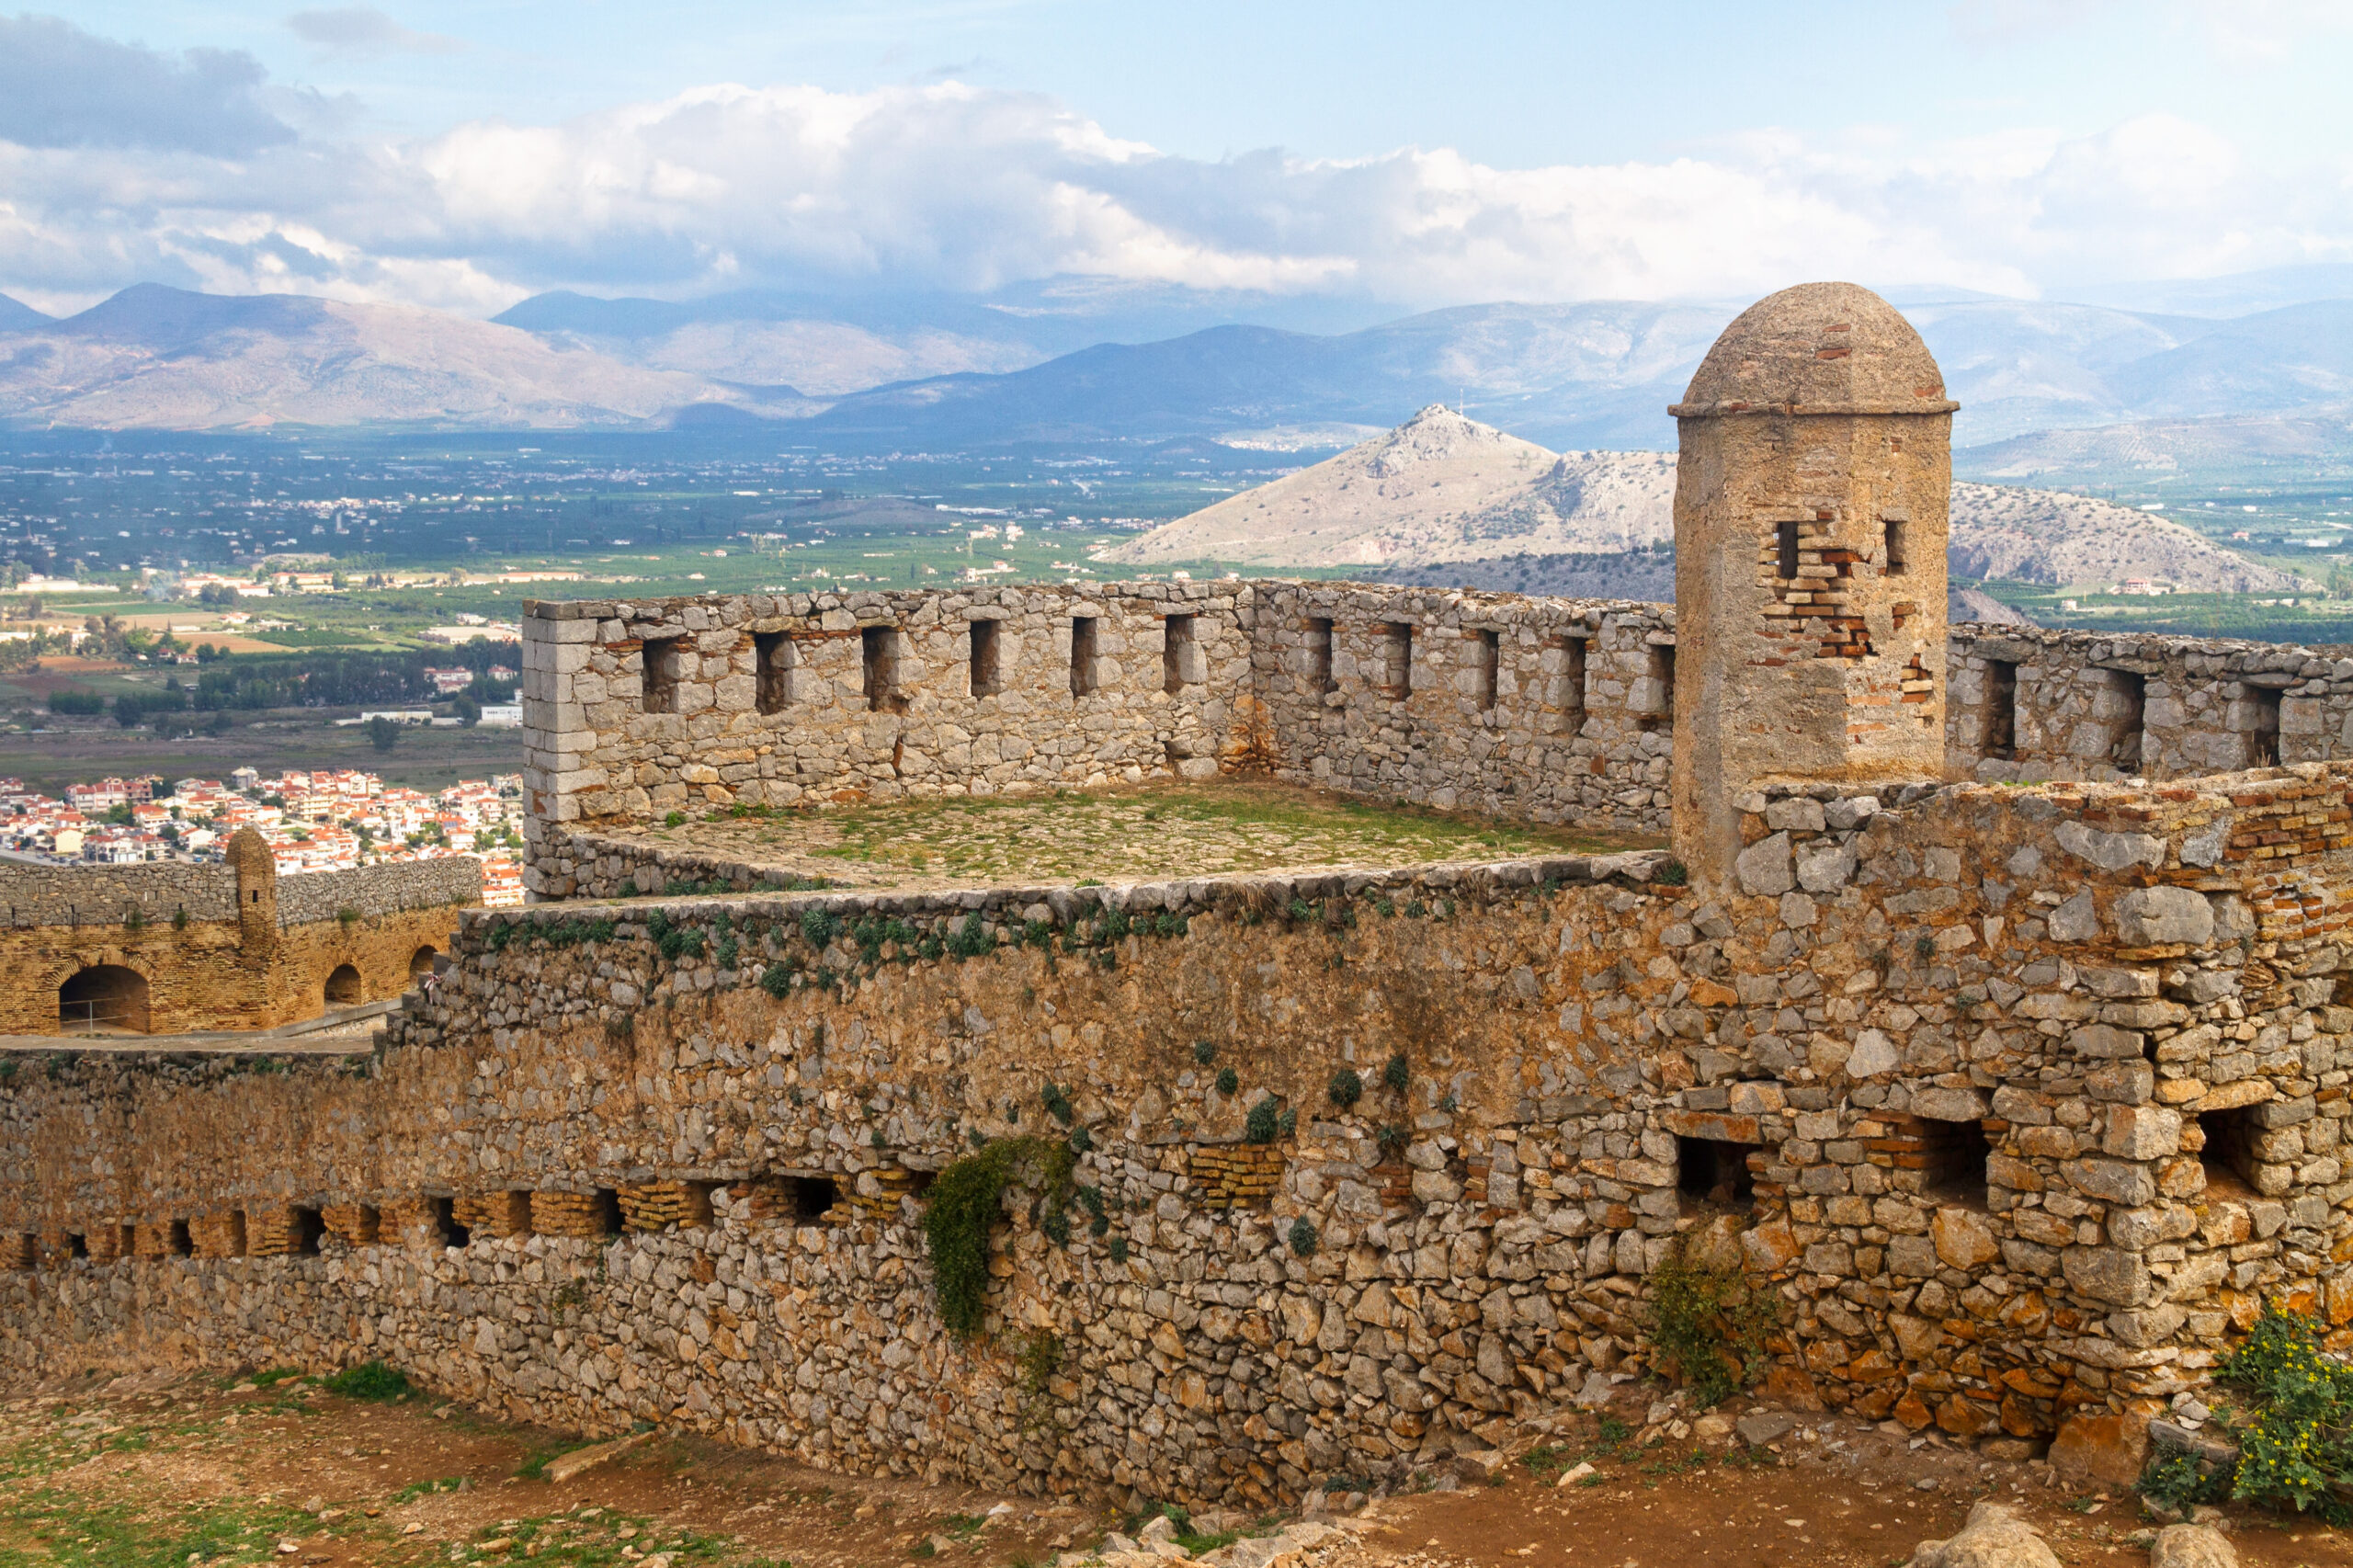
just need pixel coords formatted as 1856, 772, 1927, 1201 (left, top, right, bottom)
324, 963, 364, 1006
409, 945, 439, 979
59, 965, 151, 1034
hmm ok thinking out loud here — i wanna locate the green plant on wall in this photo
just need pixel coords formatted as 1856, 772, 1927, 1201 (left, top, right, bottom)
1014, 1331, 1065, 1435
922, 1134, 1077, 1338
1245, 1099, 1279, 1144
1647, 1238, 1781, 1408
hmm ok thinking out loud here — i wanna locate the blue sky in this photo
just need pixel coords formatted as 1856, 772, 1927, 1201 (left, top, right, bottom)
7, 1, 2353, 314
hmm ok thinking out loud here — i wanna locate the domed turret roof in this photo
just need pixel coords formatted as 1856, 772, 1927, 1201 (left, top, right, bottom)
1671, 281, 1955, 417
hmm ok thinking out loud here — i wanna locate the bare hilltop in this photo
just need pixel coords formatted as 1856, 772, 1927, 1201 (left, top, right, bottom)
1107, 404, 2311, 596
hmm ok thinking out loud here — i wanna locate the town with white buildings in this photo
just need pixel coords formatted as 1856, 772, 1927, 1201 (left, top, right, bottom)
0, 767, 527, 905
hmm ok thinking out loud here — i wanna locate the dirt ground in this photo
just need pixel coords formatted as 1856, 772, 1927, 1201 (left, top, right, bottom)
6, 1369, 2351, 1568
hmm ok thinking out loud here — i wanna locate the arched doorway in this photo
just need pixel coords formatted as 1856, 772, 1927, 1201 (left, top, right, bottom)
324, 963, 364, 1006
408, 946, 438, 979
60, 965, 150, 1034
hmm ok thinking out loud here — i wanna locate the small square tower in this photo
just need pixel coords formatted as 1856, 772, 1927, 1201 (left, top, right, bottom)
1668, 282, 1957, 887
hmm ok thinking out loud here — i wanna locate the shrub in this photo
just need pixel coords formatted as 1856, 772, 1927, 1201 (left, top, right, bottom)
1192, 1040, 1216, 1065
1647, 1241, 1781, 1408
921, 1136, 1076, 1338
946, 913, 995, 960
1382, 1053, 1409, 1093
760, 961, 795, 998
1040, 1082, 1074, 1126
2207, 1302, 2353, 1516
1214, 1067, 1238, 1096
1327, 1068, 1363, 1109
1245, 1100, 1279, 1144
664, 811, 688, 827
1286, 1219, 1318, 1257
1653, 859, 1688, 887
323, 1361, 411, 1401
800, 907, 842, 948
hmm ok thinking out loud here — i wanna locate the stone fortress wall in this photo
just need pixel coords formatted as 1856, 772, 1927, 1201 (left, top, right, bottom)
3, 762, 2348, 1500
518, 581, 1681, 898
1946, 625, 2353, 784
8, 281, 2353, 1506
0, 833, 480, 1036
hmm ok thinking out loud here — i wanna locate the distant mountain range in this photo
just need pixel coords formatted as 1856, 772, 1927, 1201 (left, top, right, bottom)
1108, 406, 2314, 597
6, 270, 2353, 452
0, 283, 740, 429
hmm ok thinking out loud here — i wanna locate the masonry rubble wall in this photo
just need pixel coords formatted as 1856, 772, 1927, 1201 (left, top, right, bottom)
1249, 585, 1676, 832
0, 854, 476, 930
520, 583, 1677, 898
7, 764, 2352, 1502
1946, 625, 2353, 785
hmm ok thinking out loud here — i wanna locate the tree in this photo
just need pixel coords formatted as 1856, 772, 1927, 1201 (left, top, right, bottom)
366, 715, 401, 753
454, 695, 482, 727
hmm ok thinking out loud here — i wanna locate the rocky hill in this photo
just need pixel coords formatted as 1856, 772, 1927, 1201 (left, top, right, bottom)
1101, 406, 1559, 566
1109, 406, 2309, 595
0, 284, 758, 429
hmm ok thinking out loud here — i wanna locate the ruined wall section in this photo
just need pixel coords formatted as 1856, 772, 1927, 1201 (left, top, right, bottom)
1251, 584, 1673, 833
1947, 626, 2353, 785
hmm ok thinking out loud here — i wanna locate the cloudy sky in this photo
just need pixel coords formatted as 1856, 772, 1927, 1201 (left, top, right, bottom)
4, 0, 2352, 318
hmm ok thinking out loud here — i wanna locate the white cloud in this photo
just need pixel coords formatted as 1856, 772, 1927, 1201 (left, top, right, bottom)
3, 69, 2352, 319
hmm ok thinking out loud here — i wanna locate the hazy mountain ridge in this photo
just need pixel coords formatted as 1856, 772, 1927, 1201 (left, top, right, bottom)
11, 271, 2353, 445
1111, 407, 2311, 596
0, 284, 744, 428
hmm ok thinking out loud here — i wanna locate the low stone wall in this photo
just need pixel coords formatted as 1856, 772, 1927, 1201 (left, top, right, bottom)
1947, 625, 2353, 784
8, 765, 2353, 1498
0, 861, 241, 926
275, 858, 482, 927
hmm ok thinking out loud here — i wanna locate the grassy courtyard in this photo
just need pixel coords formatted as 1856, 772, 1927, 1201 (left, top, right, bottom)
615, 779, 1657, 893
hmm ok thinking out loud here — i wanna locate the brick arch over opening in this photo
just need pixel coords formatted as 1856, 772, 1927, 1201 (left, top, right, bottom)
408, 945, 439, 978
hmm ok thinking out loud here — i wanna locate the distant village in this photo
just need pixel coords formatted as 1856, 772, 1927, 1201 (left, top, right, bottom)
0, 767, 527, 905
